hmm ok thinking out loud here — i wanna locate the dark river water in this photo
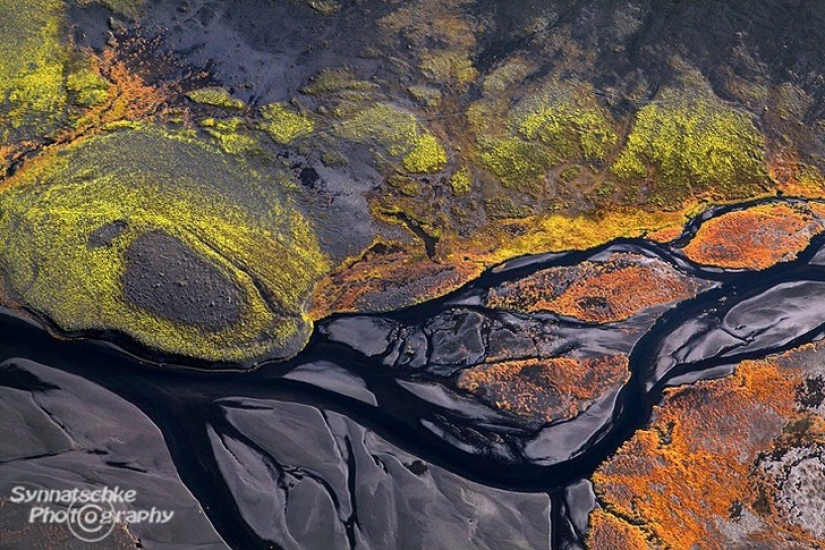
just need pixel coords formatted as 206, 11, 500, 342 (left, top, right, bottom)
3, 198, 825, 549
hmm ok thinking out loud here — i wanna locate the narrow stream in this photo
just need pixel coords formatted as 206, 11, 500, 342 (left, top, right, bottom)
3, 198, 825, 549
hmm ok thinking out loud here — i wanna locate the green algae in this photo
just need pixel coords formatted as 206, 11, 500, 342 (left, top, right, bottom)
258, 103, 315, 145
0, 0, 70, 145
186, 87, 246, 110
0, 125, 327, 364
333, 103, 447, 174
611, 93, 767, 204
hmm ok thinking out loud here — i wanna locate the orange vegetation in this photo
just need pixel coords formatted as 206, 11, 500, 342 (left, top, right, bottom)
587, 510, 650, 550
65, 45, 170, 139
486, 253, 700, 323
455, 355, 629, 422
309, 239, 476, 318
768, 149, 825, 198
589, 348, 824, 549
681, 202, 825, 270
312, 208, 691, 317
646, 225, 683, 243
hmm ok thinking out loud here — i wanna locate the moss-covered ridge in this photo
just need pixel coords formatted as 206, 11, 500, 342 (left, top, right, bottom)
0, 0, 69, 146
0, 125, 327, 365
332, 103, 447, 174
611, 92, 768, 205
468, 82, 618, 193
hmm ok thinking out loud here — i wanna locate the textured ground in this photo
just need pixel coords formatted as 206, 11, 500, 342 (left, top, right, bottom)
2, 1, 825, 549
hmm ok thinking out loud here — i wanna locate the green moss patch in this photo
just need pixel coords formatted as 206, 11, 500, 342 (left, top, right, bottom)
75, 0, 145, 19
333, 103, 447, 174
186, 87, 246, 110
66, 65, 110, 107
514, 92, 617, 162
301, 68, 376, 96
449, 167, 472, 195
198, 117, 261, 156
258, 103, 315, 145
477, 136, 554, 192
611, 93, 767, 204
469, 85, 618, 194
0, 0, 70, 144
0, 125, 327, 365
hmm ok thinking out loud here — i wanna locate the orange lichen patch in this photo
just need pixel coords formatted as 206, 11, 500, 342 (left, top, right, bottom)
0, 141, 38, 185
455, 355, 629, 423
646, 225, 683, 243
589, 350, 824, 550
66, 46, 169, 138
806, 201, 825, 220
309, 240, 477, 318
310, 206, 689, 316
447, 208, 690, 269
487, 253, 700, 323
681, 202, 825, 270
587, 510, 651, 550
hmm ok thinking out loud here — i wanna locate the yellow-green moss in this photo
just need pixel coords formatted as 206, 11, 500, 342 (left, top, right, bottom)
258, 103, 315, 145
76, 0, 144, 19
515, 95, 618, 161
477, 136, 553, 192
66, 66, 111, 107
301, 68, 376, 96
0, 125, 327, 364
449, 166, 472, 195
199, 117, 260, 155
402, 133, 447, 173
469, 87, 618, 193
333, 103, 447, 174
0, 0, 70, 144
611, 93, 767, 204
407, 86, 442, 109
419, 51, 477, 85
483, 56, 532, 94
305, 0, 340, 16
387, 173, 420, 196
186, 87, 246, 110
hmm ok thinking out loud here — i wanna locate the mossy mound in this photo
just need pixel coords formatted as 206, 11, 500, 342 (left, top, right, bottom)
186, 87, 246, 110
332, 103, 447, 174
611, 92, 768, 205
513, 88, 617, 162
469, 84, 617, 193
0, 125, 327, 365
258, 103, 314, 145
0, 0, 70, 145
75, 0, 145, 20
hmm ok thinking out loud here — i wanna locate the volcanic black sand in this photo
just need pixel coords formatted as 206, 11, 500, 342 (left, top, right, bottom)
122, 231, 244, 331
4, 198, 825, 548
